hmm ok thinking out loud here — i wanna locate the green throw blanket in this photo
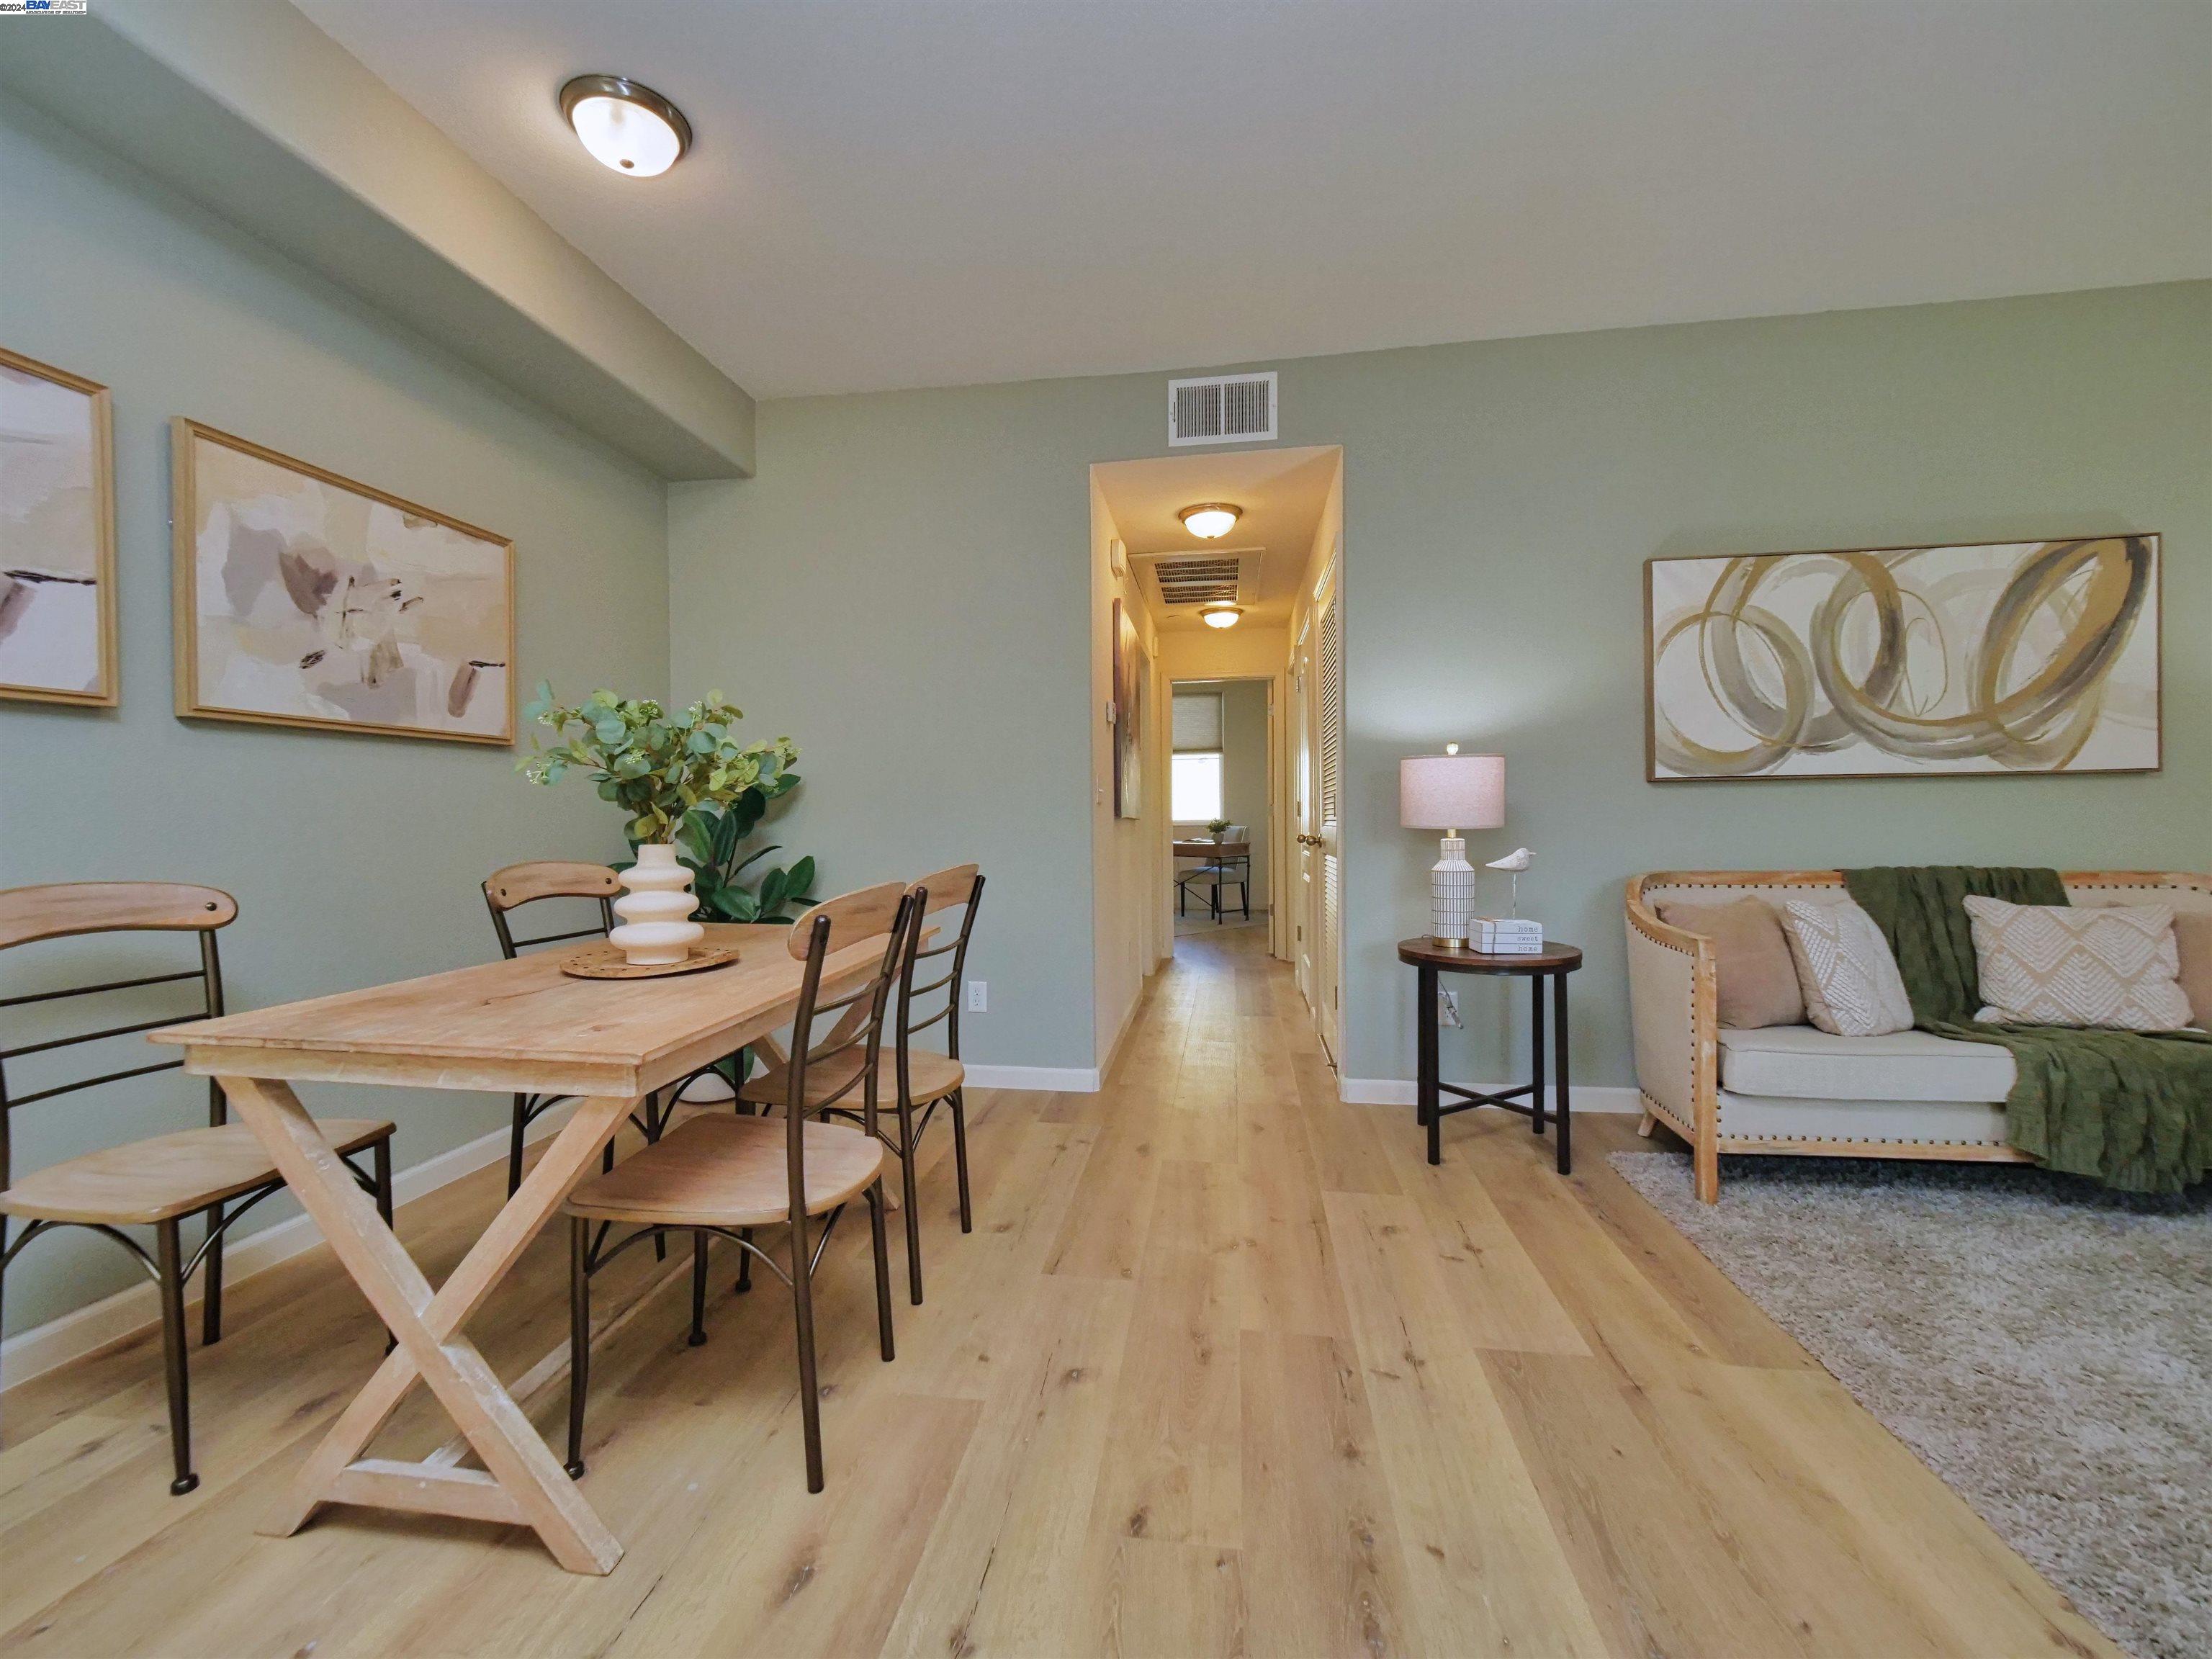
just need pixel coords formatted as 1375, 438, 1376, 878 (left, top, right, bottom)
1842, 866, 2212, 1194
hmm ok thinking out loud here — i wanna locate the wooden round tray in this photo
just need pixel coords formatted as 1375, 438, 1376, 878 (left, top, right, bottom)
560, 943, 741, 980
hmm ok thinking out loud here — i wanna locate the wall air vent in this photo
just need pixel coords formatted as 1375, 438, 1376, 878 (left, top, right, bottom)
1168, 372, 1277, 447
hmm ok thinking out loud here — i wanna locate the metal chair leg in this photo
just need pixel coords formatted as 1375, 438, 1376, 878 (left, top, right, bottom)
566, 1217, 590, 1478
688, 1230, 709, 1346
155, 1220, 198, 1496
950, 1088, 973, 1233
896, 1096, 923, 1305
201, 1200, 225, 1345
867, 1181, 896, 1362
733, 1227, 754, 1295
374, 1137, 397, 1354
791, 1211, 824, 1492
508, 1094, 530, 1196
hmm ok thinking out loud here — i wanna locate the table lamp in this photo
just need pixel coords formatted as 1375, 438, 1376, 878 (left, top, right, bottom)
1399, 746, 1505, 947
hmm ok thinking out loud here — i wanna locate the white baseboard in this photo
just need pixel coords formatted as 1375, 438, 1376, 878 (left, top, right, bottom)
963, 1064, 1101, 1093
0, 1100, 583, 1395
1339, 1078, 1643, 1112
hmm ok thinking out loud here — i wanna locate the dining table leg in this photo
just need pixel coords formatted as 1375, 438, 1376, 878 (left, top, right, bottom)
221, 1075, 636, 1575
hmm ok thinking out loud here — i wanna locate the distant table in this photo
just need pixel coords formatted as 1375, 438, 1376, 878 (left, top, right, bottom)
1172, 839, 1249, 860
1395, 937, 1583, 1171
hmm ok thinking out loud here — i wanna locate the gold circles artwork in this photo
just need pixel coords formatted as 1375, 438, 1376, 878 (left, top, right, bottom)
560, 943, 741, 980
1645, 536, 2159, 781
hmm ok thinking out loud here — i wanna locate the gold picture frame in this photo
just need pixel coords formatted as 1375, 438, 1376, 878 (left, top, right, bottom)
171, 419, 516, 745
1, 347, 120, 707
1644, 536, 2162, 783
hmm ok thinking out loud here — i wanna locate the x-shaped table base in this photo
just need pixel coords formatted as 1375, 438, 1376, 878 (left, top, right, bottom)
223, 1076, 635, 1575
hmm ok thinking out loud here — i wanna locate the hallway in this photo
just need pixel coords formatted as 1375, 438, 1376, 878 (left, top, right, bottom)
1, 927, 2110, 1658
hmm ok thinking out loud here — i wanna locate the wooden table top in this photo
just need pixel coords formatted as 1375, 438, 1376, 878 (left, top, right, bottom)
1396, 936, 1582, 973
1174, 840, 1249, 858
149, 923, 905, 1101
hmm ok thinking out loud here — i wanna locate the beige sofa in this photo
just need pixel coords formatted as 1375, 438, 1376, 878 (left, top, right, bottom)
1624, 870, 2212, 1202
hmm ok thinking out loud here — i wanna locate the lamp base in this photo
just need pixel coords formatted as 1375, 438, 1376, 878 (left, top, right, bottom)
1429, 835, 1476, 948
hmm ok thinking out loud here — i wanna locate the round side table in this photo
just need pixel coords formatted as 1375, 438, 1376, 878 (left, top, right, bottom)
1395, 937, 1583, 1170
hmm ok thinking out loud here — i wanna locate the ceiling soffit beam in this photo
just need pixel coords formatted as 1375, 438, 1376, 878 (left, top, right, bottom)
1, 0, 754, 480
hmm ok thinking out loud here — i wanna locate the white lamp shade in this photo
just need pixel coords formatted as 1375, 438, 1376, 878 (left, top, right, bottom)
1399, 753, 1504, 830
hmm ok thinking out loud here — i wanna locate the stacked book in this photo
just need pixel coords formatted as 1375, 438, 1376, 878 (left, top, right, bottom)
1472, 917, 1545, 954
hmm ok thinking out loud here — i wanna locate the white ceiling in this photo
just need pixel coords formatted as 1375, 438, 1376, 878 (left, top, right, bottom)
302, 1, 2210, 401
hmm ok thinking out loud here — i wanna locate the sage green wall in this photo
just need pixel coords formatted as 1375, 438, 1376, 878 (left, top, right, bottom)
0, 107, 667, 1336
670, 280, 2210, 1092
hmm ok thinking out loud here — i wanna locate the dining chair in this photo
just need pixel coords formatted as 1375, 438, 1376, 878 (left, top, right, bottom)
483, 861, 621, 1194
562, 882, 908, 1493
739, 865, 984, 1304
0, 882, 395, 1496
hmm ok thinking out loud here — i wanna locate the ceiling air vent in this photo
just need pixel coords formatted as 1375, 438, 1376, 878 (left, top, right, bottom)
1168, 372, 1277, 448
1148, 552, 1249, 608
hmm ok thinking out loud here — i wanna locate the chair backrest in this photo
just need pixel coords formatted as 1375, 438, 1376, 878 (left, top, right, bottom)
0, 883, 236, 1190
784, 881, 909, 960
780, 884, 917, 1214
482, 861, 619, 958
899, 866, 986, 1063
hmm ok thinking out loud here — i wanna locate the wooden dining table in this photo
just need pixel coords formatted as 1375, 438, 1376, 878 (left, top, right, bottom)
148, 920, 895, 1575
1171, 838, 1248, 861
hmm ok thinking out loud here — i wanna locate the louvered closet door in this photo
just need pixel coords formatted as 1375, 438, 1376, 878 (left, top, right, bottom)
1315, 562, 1343, 1065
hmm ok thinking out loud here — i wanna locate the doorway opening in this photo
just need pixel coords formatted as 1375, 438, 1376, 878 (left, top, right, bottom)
1088, 444, 1345, 1076
1170, 677, 1271, 940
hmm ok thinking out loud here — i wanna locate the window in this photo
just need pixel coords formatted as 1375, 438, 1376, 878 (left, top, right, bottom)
1172, 751, 1224, 822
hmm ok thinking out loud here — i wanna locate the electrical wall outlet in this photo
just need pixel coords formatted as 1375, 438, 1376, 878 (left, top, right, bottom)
1437, 987, 1462, 1028
966, 980, 988, 1013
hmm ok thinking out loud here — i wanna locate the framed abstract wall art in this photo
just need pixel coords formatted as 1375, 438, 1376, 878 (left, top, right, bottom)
1645, 536, 2159, 781
172, 419, 514, 744
1112, 596, 1148, 819
1, 348, 118, 706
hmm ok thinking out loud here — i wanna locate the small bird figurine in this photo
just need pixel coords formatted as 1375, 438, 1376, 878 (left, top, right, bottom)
1485, 848, 1534, 916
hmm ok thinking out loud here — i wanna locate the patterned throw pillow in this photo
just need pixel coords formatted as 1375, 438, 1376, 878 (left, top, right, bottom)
1779, 899, 1917, 1038
1963, 898, 2193, 1031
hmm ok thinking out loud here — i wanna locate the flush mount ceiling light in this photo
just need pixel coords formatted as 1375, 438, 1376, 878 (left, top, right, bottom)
560, 75, 691, 177
1178, 503, 1242, 540
1200, 601, 1244, 629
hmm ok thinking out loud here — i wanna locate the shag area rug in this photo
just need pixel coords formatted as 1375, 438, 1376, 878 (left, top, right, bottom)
1611, 1151, 2210, 1659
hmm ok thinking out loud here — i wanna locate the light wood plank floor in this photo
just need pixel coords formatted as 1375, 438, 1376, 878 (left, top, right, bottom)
1, 927, 2117, 1658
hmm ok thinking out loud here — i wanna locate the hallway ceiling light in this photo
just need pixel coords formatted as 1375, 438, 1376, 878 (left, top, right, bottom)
1200, 601, 1244, 629
1178, 503, 1243, 540
560, 76, 692, 177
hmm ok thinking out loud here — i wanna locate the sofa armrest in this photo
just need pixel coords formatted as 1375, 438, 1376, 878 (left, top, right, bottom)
1623, 877, 1722, 1200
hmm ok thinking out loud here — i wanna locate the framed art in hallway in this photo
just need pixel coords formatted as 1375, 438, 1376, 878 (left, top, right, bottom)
1, 347, 118, 707
1112, 596, 1148, 818
1645, 536, 2160, 782
171, 419, 515, 744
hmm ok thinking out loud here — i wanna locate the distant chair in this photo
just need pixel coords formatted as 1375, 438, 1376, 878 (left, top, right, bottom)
1177, 826, 1251, 924
0, 882, 395, 1496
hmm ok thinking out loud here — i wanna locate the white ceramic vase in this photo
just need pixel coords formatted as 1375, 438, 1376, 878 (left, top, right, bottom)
609, 842, 705, 966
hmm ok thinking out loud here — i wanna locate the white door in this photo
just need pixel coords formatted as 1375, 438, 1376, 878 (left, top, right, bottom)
1313, 552, 1343, 1064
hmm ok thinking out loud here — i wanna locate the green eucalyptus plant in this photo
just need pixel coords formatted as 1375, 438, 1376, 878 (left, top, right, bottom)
518, 685, 818, 927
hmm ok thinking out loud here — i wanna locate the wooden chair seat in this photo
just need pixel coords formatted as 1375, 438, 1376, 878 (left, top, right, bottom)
562, 1114, 884, 1229
0, 1118, 395, 1226
737, 1046, 965, 1112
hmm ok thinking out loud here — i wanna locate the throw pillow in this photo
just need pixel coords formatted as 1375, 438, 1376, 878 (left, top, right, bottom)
1655, 898, 1806, 1028
2174, 911, 2212, 1029
1964, 897, 2194, 1031
1780, 898, 1916, 1037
